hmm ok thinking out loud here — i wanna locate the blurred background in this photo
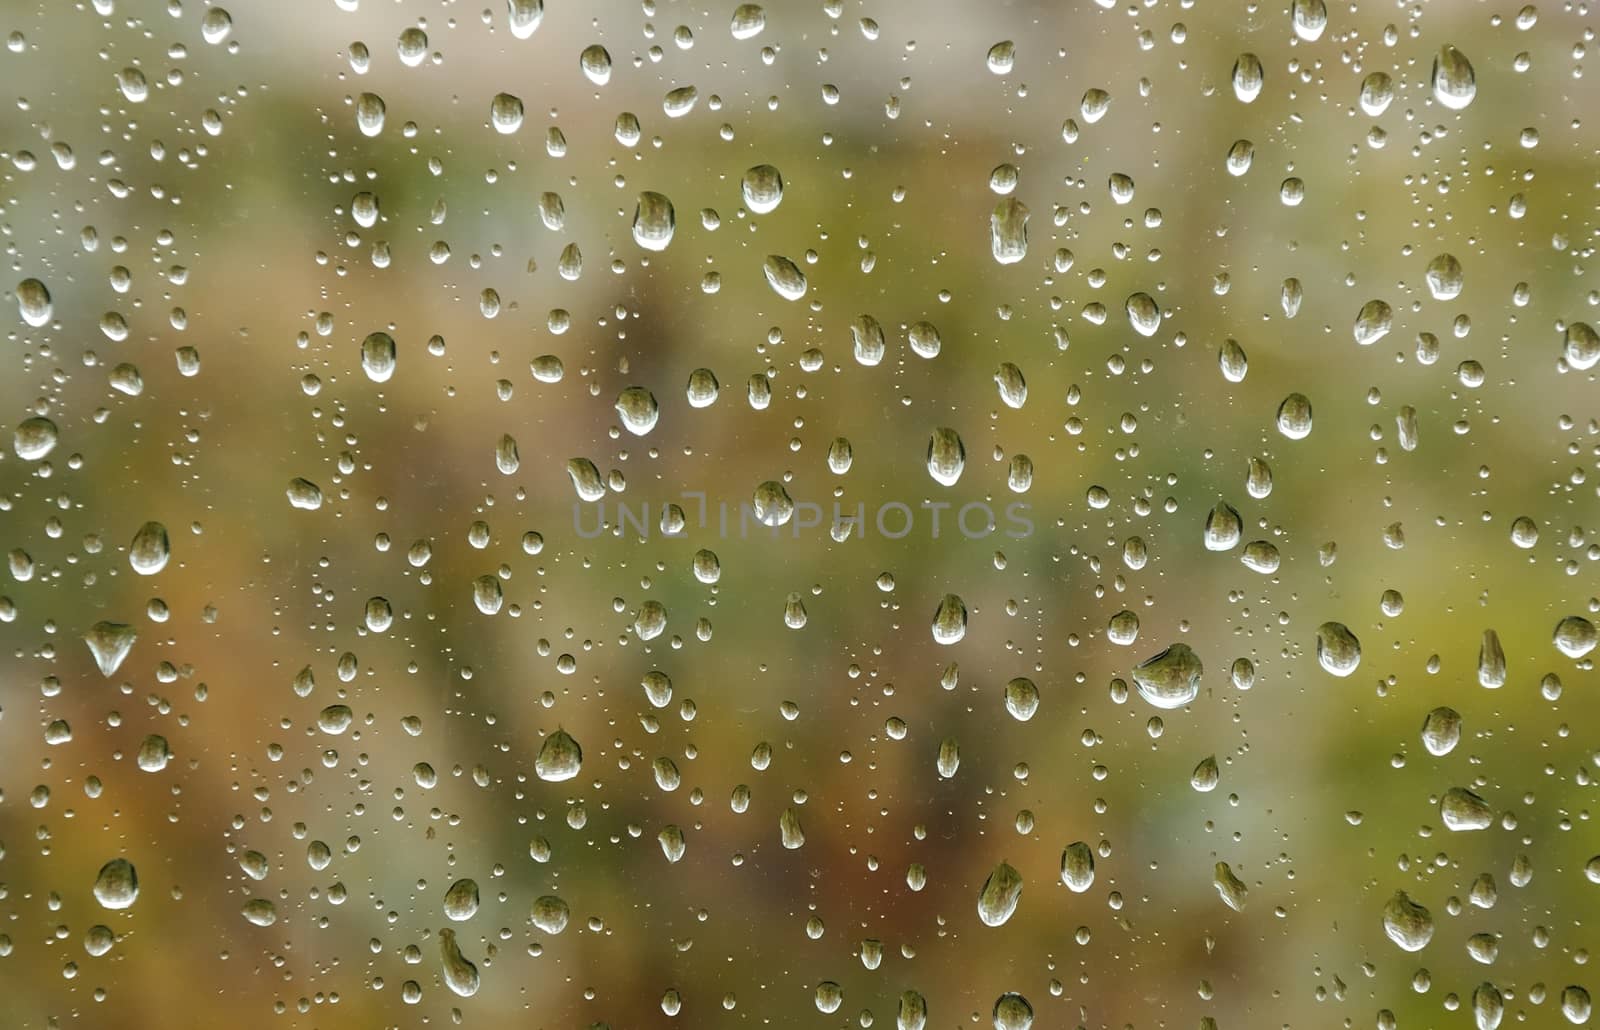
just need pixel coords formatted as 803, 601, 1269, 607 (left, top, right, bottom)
2, 0, 1598, 1027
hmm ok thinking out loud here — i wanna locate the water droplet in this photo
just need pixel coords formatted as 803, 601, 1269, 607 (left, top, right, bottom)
977, 861, 1023, 926
84, 621, 137, 677
931, 594, 968, 646
355, 92, 386, 136
742, 164, 783, 213
1425, 254, 1463, 300
1354, 299, 1393, 345
1125, 292, 1160, 336
15, 277, 51, 326
438, 927, 480, 997
580, 44, 613, 85
1213, 861, 1248, 910
507, 0, 543, 37
1315, 622, 1361, 676
360, 331, 396, 382
1360, 71, 1394, 116
535, 728, 582, 782
730, 4, 766, 40
751, 481, 794, 526
92, 858, 139, 910
992, 992, 1033, 1030
1432, 45, 1477, 110
1382, 890, 1434, 951
990, 198, 1029, 265
1290, 0, 1327, 41
1421, 707, 1462, 756
908, 321, 941, 358
13, 416, 59, 460
1060, 842, 1095, 892
443, 878, 480, 921
1232, 53, 1264, 103
1003, 677, 1039, 721
1131, 643, 1203, 709
128, 521, 170, 575
1563, 321, 1599, 370
490, 92, 524, 134
1203, 500, 1243, 551
567, 458, 606, 501
780, 806, 806, 849
927, 428, 966, 486
1552, 615, 1597, 659
762, 255, 807, 300
1276, 393, 1313, 439
531, 894, 569, 933
994, 363, 1027, 408
1441, 786, 1494, 831
985, 40, 1016, 76
632, 191, 675, 250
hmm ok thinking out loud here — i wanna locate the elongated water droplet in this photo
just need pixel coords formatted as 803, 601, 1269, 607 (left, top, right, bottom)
1290, 0, 1327, 41
355, 92, 386, 136
567, 458, 605, 501
927, 427, 966, 486
779, 806, 805, 848
897, 991, 928, 1030
985, 40, 1015, 76
1060, 841, 1095, 892
1219, 338, 1248, 382
1277, 393, 1313, 439
932, 593, 967, 645
128, 521, 170, 575
507, 0, 543, 39
438, 927, 480, 997
15, 277, 51, 326
1432, 45, 1476, 110
1478, 629, 1507, 688
977, 861, 1022, 926
1203, 500, 1242, 551
579, 44, 612, 85
990, 198, 1029, 265
1232, 53, 1264, 103
1213, 861, 1248, 910
632, 191, 675, 250
762, 254, 807, 300
360, 331, 396, 382
1472, 982, 1504, 1030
